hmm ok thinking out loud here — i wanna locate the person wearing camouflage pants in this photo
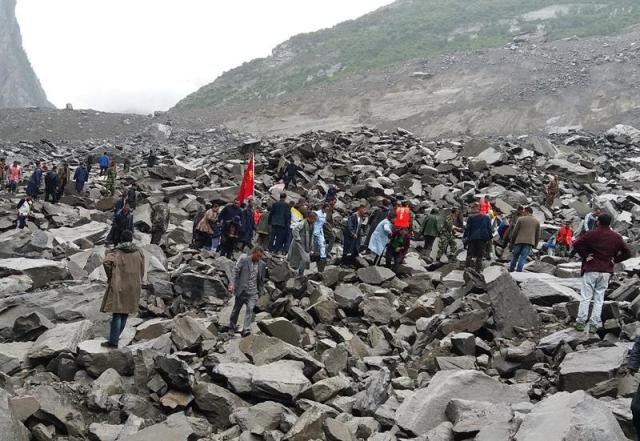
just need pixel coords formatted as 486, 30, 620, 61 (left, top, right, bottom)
106, 162, 117, 196
436, 208, 460, 260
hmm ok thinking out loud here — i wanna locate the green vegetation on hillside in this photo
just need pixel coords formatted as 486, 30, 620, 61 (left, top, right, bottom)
174, 0, 640, 110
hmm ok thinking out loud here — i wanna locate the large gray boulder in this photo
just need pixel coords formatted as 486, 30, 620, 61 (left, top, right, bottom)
483, 267, 539, 337
395, 370, 528, 435
193, 382, 249, 430
0, 257, 68, 289
0, 388, 29, 441
49, 221, 109, 245
514, 391, 627, 440
559, 345, 628, 392
28, 320, 92, 360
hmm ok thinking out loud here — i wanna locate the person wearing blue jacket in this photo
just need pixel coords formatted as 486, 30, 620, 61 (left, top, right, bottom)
26, 162, 43, 199
99, 152, 110, 176
74, 163, 89, 193
463, 203, 493, 272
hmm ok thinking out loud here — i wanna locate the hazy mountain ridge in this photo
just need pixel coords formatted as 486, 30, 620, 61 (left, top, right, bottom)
173, 0, 640, 111
0, 0, 52, 109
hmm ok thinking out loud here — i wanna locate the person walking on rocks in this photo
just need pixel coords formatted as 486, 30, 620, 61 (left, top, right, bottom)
579, 207, 601, 236
386, 227, 410, 273
195, 204, 220, 250
282, 160, 299, 189
545, 175, 560, 208
151, 197, 171, 246
421, 208, 442, 255
99, 152, 110, 176
239, 198, 256, 251
365, 199, 392, 248
463, 203, 493, 273
44, 166, 59, 203
86, 153, 94, 175
228, 246, 266, 337
126, 183, 137, 210
16, 196, 33, 230
268, 192, 291, 254
572, 213, 630, 332
325, 184, 338, 203
323, 203, 337, 257
100, 229, 145, 348
369, 212, 394, 266
395, 201, 412, 230
26, 162, 43, 199
106, 161, 117, 196
73, 163, 89, 194
108, 204, 134, 246
58, 162, 70, 198
0, 158, 5, 191
508, 207, 540, 272
288, 211, 317, 276
7, 161, 21, 194
256, 205, 271, 250
436, 208, 461, 262
625, 337, 640, 437
556, 220, 573, 257
219, 215, 242, 258
479, 195, 492, 216
313, 204, 331, 270
342, 205, 366, 267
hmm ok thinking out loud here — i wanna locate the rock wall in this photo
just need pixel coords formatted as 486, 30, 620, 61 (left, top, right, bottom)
0, 0, 52, 109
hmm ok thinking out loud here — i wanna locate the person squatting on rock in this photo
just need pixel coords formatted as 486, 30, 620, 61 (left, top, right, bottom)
508, 207, 540, 272
436, 208, 461, 261
228, 247, 266, 337
288, 211, 317, 276
151, 197, 171, 246
463, 203, 493, 273
369, 212, 394, 266
100, 230, 145, 348
342, 205, 366, 266
545, 175, 560, 208
556, 220, 573, 257
268, 192, 291, 254
572, 213, 630, 332
386, 227, 410, 273
44, 166, 59, 203
73, 163, 88, 194
16, 196, 33, 230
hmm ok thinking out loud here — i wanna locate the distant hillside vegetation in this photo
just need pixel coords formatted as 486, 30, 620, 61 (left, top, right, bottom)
174, 0, 640, 110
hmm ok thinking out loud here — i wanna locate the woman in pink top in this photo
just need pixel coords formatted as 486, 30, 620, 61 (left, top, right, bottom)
7, 161, 21, 194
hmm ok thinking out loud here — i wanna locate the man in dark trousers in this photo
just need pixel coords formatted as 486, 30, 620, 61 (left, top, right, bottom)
228, 246, 267, 337
268, 192, 291, 253
44, 166, 59, 203
342, 204, 367, 266
239, 198, 256, 251
508, 207, 540, 272
463, 203, 493, 273
99, 152, 110, 176
73, 163, 89, 193
421, 208, 442, 254
283, 161, 299, 189
151, 197, 171, 246
572, 213, 630, 332
108, 204, 134, 246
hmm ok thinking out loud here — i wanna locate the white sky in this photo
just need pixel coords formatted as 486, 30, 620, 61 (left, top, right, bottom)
16, 0, 393, 114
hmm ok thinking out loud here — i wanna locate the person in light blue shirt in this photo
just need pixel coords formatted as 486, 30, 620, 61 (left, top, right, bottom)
314, 204, 330, 263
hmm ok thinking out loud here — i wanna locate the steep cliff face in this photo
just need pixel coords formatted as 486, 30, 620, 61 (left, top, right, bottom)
0, 0, 52, 108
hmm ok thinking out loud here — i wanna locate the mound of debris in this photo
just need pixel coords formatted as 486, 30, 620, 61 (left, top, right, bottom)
0, 121, 639, 440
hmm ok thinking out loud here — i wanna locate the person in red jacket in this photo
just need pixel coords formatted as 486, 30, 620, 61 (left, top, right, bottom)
394, 201, 412, 229
479, 195, 492, 216
572, 213, 631, 332
555, 220, 573, 257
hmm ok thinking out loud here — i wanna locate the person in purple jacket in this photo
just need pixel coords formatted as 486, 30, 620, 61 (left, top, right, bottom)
572, 213, 631, 332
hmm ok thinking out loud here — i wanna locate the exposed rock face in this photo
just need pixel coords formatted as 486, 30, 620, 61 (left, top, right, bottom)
0, 0, 51, 108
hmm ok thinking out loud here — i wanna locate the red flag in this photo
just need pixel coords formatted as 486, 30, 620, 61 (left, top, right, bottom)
237, 153, 254, 203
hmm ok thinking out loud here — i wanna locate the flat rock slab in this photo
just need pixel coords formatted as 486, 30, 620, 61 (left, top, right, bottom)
520, 278, 581, 306
395, 369, 528, 435
49, 221, 109, 245
559, 344, 629, 392
357, 266, 396, 285
514, 391, 626, 440
0, 258, 68, 289
538, 328, 600, 354
28, 320, 92, 360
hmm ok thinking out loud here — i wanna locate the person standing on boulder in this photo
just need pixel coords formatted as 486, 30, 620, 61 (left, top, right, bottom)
463, 203, 493, 273
7, 161, 21, 194
268, 192, 291, 254
436, 208, 461, 262
282, 160, 299, 189
26, 162, 43, 199
44, 166, 59, 203
73, 163, 89, 194
545, 175, 560, 208
572, 213, 630, 333
100, 230, 145, 348
151, 197, 171, 246
106, 161, 117, 196
342, 205, 367, 267
288, 211, 317, 276
508, 207, 540, 272
228, 246, 266, 337
99, 152, 110, 176
421, 208, 442, 255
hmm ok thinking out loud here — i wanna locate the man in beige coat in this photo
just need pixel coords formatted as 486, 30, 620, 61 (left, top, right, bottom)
100, 230, 145, 348
508, 207, 541, 272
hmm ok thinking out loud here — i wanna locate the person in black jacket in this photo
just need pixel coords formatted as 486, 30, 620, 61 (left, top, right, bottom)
126, 184, 137, 211
108, 204, 134, 246
268, 192, 291, 253
463, 203, 493, 272
283, 161, 299, 189
342, 205, 367, 266
44, 167, 59, 203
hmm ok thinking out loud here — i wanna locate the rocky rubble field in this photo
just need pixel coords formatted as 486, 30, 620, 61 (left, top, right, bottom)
1, 120, 640, 440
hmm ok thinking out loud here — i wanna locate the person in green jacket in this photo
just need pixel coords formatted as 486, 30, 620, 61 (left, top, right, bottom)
106, 161, 117, 196
421, 208, 442, 254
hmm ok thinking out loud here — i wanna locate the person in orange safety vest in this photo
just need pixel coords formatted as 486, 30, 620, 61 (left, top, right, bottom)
556, 220, 573, 257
